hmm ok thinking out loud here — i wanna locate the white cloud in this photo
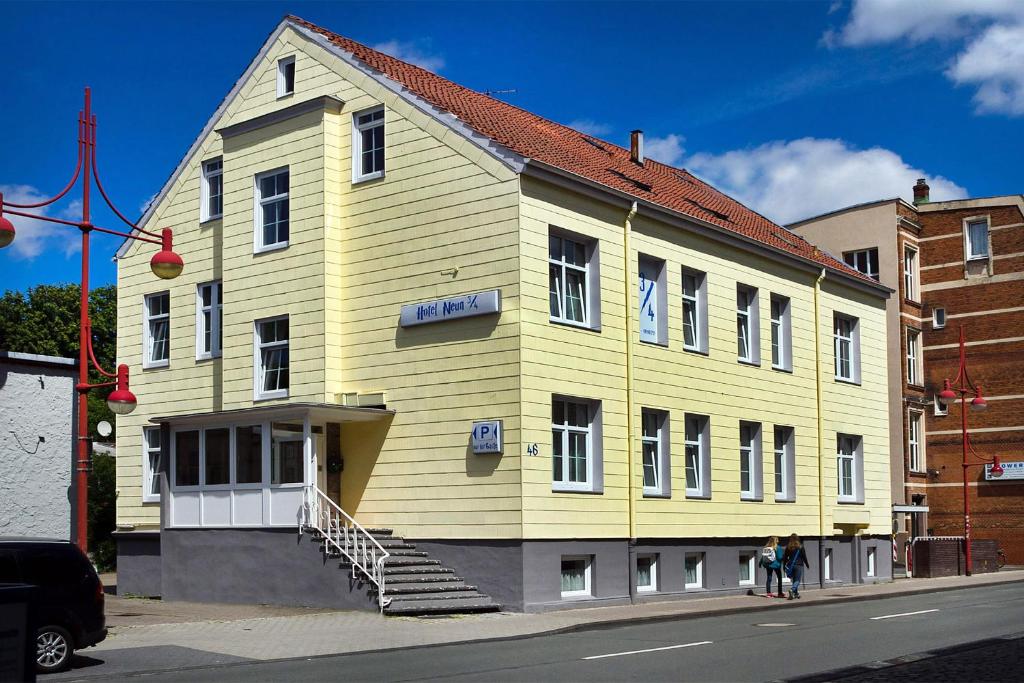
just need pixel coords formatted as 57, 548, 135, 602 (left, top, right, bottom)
947, 23, 1024, 115
686, 137, 966, 225
568, 119, 612, 137
644, 134, 686, 166
371, 40, 445, 73
827, 0, 1024, 116
1, 185, 82, 260
828, 0, 1022, 46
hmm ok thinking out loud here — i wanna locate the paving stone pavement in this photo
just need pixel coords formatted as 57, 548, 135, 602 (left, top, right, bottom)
86, 570, 1024, 662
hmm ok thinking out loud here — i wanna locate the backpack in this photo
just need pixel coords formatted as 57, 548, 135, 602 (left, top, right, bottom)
759, 546, 776, 567
785, 548, 802, 577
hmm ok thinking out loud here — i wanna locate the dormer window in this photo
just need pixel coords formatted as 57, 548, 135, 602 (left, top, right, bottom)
352, 107, 385, 183
277, 56, 296, 98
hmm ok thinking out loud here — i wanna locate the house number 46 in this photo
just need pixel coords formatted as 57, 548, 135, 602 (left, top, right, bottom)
526, 443, 539, 456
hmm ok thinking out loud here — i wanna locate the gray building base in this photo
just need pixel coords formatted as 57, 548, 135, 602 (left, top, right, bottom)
114, 531, 162, 597
116, 531, 891, 612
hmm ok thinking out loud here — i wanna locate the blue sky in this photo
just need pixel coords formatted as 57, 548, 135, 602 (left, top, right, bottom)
2, 1, 1022, 293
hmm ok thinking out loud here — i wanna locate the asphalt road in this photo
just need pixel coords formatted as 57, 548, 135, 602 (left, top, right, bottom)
54, 582, 1024, 682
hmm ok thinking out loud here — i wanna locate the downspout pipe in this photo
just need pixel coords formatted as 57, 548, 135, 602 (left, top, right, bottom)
814, 267, 827, 588
624, 201, 639, 603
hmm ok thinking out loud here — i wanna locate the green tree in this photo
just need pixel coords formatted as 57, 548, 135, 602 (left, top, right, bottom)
0, 283, 118, 437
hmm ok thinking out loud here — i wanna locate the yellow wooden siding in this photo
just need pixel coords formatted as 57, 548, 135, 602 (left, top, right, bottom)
518, 175, 891, 540
115, 26, 523, 537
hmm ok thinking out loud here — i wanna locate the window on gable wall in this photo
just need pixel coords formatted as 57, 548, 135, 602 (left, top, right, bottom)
201, 158, 223, 222
549, 232, 594, 327
353, 107, 385, 182
277, 56, 295, 98
255, 168, 289, 252
143, 292, 170, 369
196, 281, 223, 360
255, 316, 289, 400
552, 397, 601, 492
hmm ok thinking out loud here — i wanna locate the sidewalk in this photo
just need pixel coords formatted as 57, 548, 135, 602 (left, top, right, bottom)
91, 570, 1024, 663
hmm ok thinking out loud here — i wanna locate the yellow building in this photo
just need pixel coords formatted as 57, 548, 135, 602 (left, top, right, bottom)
113, 16, 892, 613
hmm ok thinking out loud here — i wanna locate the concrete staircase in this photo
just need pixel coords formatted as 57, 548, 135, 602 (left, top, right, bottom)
329, 528, 502, 616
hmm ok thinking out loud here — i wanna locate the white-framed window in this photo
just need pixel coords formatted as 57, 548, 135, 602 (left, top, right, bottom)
824, 548, 834, 581
142, 427, 162, 503
904, 246, 918, 301
906, 328, 921, 386
866, 547, 877, 577
638, 255, 667, 345
552, 397, 602, 492
235, 424, 263, 484
685, 552, 705, 589
196, 281, 223, 360
549, 230, 599, 329
837, 433, 863, 503
271, 422, 304, 485
965, 217, 990, 261
276, 55, 296, 98
254, 168, 289, 252
843, 248, 879, 280
934, 394, 948, 417
204, 427, 231, 486
684, 414, 711, 498
352, 106, 385, 183
173, 430, 200, 488
200, 158, 223, 222
641, 408, 670, 497
560, 556, 592, 598
833, 313, 860, 383
774, 426, 796, 502
254, 316, 289, 400
770, 294, 791, 371
636, 554, 658, 593
738, 552, 756, 586
908, 411, 924, 473
682, 268, 708, 354
143, 291, 170, 369
739, 421, 762, 501
736, 285, 760, 364
933, 307, 946, 330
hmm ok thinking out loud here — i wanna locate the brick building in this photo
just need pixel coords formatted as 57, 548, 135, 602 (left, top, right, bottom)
791, 182, 1024, 567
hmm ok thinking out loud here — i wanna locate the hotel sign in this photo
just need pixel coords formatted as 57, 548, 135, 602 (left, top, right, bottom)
986, 460, 1024, 480
400, 290, 501, 327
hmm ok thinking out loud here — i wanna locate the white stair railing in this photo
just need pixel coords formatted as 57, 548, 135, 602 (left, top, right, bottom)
303, 485, 391, 611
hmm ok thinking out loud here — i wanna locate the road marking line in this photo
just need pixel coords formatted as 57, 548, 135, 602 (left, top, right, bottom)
870, 609, 939, 620
583, 641, 712, 660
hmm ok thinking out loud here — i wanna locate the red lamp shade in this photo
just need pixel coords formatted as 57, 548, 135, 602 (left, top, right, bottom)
938, 379, 958, 406
970, 386, 988, 412
107, 364, 137, 415
990, 456, 1004, 477
0, 214, 14, 249
150, 228, 184, 279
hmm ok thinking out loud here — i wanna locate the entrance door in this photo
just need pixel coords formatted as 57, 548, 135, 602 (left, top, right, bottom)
326, 422, 343, 508
315, 431, 326, 493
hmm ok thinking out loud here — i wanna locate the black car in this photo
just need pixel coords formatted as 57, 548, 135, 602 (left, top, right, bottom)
0, 538, 107, 673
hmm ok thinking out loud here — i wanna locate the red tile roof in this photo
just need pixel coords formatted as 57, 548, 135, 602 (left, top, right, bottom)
287, 15, 876, 286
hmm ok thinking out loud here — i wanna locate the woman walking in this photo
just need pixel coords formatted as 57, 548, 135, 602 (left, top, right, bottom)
782, 533, 811, 599
760, 536, 784, 598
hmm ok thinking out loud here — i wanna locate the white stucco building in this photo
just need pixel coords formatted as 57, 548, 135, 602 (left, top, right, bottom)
0, 351, 78, 540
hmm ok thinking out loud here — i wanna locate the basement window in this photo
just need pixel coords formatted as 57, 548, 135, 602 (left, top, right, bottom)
561, 556, 592, 598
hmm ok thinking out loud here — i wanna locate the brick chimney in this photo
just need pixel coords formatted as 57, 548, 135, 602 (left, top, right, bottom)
630, 130, 644, 165
913, 178, 930, 206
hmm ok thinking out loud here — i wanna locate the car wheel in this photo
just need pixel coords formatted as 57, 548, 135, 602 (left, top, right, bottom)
36, 625, 74, 674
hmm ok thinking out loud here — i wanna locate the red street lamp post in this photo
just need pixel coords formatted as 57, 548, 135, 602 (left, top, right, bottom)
937, 325, 1003, 577
0, 88, 183, 554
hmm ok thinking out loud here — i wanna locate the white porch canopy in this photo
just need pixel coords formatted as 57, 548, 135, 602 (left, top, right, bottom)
151, 403, 393, 529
